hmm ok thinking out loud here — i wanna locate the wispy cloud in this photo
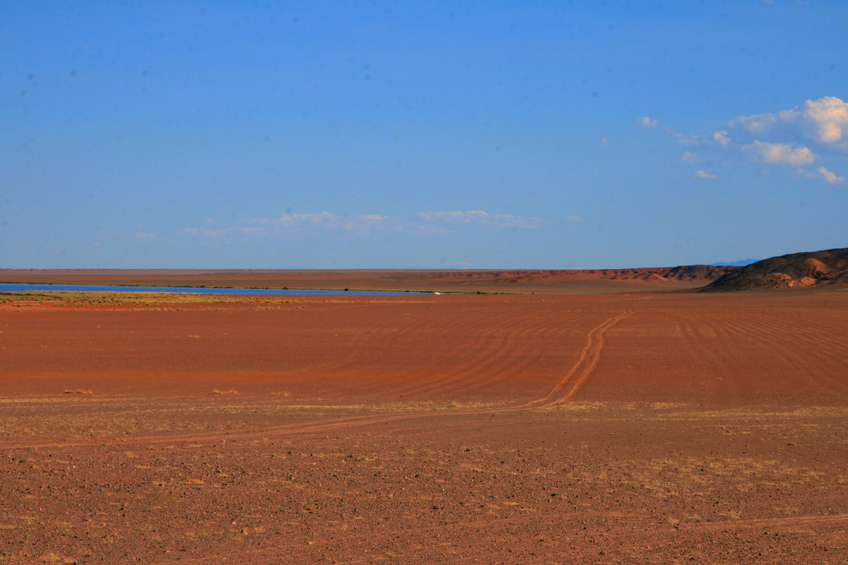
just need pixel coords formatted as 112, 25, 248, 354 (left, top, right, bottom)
184, 210, 548, 238
415, 210, 545, 229
693, 170, 717, 179
669, 131, 701, 146
636, 116, 658, 128
566, 215, 585, 224
183, 227, 235, 237
251, 212, 393, 234
713, 130, 730, 147
681, 151, 699, 163
800, 166, 846, 186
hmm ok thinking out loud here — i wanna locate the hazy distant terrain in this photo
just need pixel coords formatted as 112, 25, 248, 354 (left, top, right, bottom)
7, 249, 848, 294
0, 265, 736, 294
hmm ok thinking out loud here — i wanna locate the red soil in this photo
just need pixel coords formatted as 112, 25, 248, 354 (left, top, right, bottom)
1, 280, 847, 563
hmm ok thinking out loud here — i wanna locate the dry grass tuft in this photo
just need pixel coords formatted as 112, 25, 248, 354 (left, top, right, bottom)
63, 389, 93, 394
211, 389, 238, 395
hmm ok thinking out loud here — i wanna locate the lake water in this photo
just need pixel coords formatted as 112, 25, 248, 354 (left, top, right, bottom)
0, 283, 431, 296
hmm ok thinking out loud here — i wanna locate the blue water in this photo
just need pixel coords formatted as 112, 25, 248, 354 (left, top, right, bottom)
0, 282, 430, 296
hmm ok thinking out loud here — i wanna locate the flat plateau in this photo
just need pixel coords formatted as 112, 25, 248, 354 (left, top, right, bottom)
1, 278, 846, 563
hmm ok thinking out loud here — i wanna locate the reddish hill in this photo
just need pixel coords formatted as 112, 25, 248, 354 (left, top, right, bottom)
702, 248, 848, 291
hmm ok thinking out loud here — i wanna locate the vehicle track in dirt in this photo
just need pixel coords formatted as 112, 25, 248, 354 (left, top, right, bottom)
708, 310, 848, 400
522, 310, 633, 408
686, 512, 848, 532
1, 311, 634, 450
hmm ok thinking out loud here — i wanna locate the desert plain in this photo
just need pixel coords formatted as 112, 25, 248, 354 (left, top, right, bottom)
1, 270, 847, 564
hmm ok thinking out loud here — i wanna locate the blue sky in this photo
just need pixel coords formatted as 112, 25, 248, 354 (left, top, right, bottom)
2, 1, 846, 269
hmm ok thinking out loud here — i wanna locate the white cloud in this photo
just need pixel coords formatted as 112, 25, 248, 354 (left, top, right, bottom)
187, 209, 547, 238
800, 166, 846, 185
669, 131, 701, 145
566, 215, 584, 224
259, 212, 342, 228
252, 212, 396, 234
693, 170, 717, 179
636, 116, 658, 128
730, 96, 848, 147
713, 130, 731, 147
668, 97, 847, 174
183, 227, 234, 237
416, 210, 545, 229
740, 140, 816, 166
359, 214, 390, 225
803, 97, 848, 144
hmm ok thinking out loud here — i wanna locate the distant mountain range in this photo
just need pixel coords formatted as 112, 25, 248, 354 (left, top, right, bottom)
702, 248, 848, 291
710, 258, 760, 267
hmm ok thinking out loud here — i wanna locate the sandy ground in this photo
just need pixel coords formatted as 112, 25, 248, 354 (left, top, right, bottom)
1, 285, 847, 563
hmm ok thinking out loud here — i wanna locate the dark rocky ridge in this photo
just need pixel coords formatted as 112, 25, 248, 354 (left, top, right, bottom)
702, 248, 848, 291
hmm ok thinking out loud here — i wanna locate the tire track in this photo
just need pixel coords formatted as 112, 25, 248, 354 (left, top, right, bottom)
523, 309, 633, 408
684, 512, 848, 532
1, 310, 634, 450
705, 311, 847, 397
396, 314, 543, 400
